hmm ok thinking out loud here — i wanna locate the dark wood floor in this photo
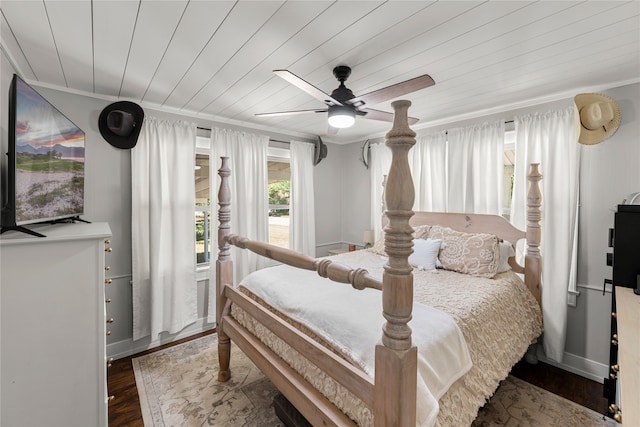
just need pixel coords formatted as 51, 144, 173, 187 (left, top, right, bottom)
108, 331, 609, 426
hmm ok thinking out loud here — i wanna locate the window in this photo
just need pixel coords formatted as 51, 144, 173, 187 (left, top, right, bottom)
502, 130, 515, 220
194, 140, 290, 265
268, 149, 290, 249
195, 152, 211, 264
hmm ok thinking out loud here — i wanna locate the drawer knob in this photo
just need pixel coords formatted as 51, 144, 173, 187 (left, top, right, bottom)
613, 334, 618, 340
611, 339, 618, 346
610, 373, 617, 380
108, 395, 115, 402
107, 357, 114, 368
609, 404, 619, 413
105, 298, 112, 303
105, 266, 111, 271
611, 312, 617, 318
107, 318, 114, 323
104, 239, 111, 244
614, 413, 622, 423
611, 364, 620, 372
105, 279, 113, 284
105, 247, 113, 252
106, 330, 111, 336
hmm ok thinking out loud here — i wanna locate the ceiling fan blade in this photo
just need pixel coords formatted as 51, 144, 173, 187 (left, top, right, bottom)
273, 70, 343, 106
255, 108, 327, 117
361, 108, 420, 125
348, 74, 435, 107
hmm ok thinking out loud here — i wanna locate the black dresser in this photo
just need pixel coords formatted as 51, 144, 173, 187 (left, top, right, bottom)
604, 204, 640, 418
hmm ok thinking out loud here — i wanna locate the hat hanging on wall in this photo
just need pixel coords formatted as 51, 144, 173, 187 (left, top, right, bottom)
313, 136, 328, 165
574, 93, 621, 145
98, 101, 145, 149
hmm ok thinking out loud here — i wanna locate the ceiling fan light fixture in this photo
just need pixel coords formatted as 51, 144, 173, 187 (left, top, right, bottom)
328, 105, 355, 128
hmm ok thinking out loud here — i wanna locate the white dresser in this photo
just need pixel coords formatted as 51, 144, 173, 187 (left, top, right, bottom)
1, 222, 112, 427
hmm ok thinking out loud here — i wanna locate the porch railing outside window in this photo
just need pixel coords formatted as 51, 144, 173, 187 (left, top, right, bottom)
195, 153, 211, 264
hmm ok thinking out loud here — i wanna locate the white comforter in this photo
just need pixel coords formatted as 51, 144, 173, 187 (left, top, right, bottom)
240, 263, 472, 427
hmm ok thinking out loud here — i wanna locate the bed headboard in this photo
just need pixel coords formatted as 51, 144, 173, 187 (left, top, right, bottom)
402, 164, 543, 306
410, 211, 524, 248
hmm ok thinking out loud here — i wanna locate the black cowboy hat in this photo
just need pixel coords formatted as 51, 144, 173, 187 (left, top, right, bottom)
98, 101, 145, 149
314, 136, 328, 165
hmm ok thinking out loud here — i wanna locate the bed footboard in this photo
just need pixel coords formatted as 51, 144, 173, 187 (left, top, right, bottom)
216, 101, 421, 427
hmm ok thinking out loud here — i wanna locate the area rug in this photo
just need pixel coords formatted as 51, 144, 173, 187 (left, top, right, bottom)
133, 334, 616, 427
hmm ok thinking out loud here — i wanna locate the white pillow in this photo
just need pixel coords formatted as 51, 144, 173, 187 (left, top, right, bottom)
409, 238, 442, 271
497, 241, 516, 273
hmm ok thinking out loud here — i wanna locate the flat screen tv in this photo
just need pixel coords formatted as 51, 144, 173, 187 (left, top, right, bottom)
1, 74, 85, 237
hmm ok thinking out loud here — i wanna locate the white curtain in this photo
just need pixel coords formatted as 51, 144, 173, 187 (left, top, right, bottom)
447, 121, 504, 214
511, 107, 580, 363
411, 131, 447, 212
370, 132, 448, 240
290, 140, 316, 257
207, 128, 269, 323
131, 118, 198, 341
370, 142, 392, 241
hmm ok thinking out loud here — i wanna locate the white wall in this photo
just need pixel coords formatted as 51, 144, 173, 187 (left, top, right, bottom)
568, 83, 640, 377
313, 143, 344, 253
340, 82, 640, 381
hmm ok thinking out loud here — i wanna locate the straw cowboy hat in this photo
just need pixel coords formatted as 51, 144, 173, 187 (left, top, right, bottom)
99, 101, 145, 149
574, 93, 621, 145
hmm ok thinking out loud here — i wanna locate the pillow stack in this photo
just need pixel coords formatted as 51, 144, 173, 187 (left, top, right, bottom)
368, 224, 514, 278
428, 226, 501, 278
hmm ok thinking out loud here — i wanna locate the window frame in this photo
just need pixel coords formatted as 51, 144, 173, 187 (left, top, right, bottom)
195, 137, 212, 280
266, 146, 291, 261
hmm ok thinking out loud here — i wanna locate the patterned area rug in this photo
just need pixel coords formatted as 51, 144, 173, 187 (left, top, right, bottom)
133, 334, 615, 427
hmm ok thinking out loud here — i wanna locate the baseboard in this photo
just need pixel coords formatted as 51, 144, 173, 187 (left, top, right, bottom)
537, 347, 608, 384
107, 318, 216, 360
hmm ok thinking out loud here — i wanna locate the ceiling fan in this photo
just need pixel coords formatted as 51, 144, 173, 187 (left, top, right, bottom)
256, 66, 435, 135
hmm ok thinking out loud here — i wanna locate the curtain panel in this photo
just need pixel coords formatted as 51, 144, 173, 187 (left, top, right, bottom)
290, 140, 316, 257
369, 123, 502, 238
511, 107, 580, 363
131, 118, 198, 341
447, 121, 504, 214
370, 132, 447, 241
411, 132, 447, 212
207, 128, 269, 323
370, 142, 392, 241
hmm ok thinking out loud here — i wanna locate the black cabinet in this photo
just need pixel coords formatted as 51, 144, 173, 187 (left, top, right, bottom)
604, 205, 640, 411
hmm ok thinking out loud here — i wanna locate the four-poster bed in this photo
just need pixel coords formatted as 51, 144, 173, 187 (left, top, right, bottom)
215, 100, 543, 426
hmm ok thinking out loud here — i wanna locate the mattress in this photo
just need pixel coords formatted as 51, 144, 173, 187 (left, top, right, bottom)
230, 249, 543, 426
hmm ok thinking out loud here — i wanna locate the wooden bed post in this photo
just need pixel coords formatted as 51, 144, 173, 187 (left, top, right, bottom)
374, 100, 418, 427
217, 157, 233, 382
525, 163, 542, 306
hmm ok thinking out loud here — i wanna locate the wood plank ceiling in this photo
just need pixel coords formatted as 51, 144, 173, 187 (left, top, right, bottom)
1, 1, 639, 144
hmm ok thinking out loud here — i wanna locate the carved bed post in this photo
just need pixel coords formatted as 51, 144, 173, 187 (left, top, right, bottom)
523, 163, 543, 364
525, 163, 542, 306
374, 100, 417, 427
217, 157, 232, 382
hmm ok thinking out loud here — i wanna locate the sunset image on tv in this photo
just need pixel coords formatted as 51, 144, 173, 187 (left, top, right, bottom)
14, 77, 85, 224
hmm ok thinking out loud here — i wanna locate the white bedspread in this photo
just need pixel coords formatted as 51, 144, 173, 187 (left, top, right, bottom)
240, 263, 472, 427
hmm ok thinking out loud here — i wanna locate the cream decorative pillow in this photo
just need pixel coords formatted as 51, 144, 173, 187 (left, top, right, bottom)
368, 224, 432, 256
370, 235, 386, 255
413, 224, 431, 239
428, 225, 501, 278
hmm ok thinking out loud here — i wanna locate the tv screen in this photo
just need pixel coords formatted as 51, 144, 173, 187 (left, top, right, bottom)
7, 74, 85, 227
